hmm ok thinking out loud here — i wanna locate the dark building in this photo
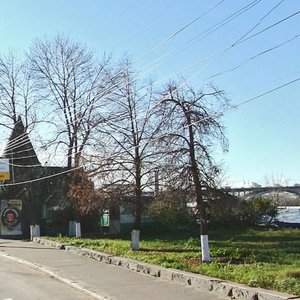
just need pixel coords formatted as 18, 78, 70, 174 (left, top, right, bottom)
0, 117, 69, 238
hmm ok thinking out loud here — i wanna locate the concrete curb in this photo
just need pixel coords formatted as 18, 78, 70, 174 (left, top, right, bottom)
33, 238, 299, 300
0, 250, 109, 300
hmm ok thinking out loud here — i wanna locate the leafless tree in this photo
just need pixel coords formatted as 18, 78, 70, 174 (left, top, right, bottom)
90, 61, 163, 250
0, 51, 38, 132
28, 35, 115, 168
158, 81, 230, 262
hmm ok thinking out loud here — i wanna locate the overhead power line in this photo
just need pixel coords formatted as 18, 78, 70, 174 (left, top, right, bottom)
1, 2, 297, 170
0, 0, 271, 155
136, 0, 264, 83
155, 0, 290, 85
1, 75, 300, 186
207, 33, 300, 80
132, 0, 226, 66
232, 77, 300, 109
237, 9, 300, 46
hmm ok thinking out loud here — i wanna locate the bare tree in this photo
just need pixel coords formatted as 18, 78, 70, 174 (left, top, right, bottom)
28, 35, 115, 168
0, 51, 37, 132
90, 61, 163, 250
158, 81, 230, 262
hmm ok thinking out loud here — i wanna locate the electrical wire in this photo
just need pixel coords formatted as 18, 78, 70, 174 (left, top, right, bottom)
131, 0, 226, 66
207, 33, 300, 80
3, 19, 298, 165
134, 0, 264, 80
1, 75, 299, 186
153, 0, 289, 86
62, 0, 284, 129
1, 1, 297, 169
0, 0, 271, 153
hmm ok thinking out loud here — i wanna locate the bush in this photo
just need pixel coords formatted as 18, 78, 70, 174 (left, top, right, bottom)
247, 197, 278, 225
206, 194, 248, 226
148, 188, 195, 228
207, 195, 277, 226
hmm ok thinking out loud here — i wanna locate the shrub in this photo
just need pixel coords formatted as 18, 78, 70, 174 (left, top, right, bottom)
148, 188, 195, 228
247, 197, 278, 225
207, 195, 278, 226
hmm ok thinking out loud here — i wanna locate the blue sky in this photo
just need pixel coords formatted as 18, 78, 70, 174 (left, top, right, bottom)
0, 0, 299, 187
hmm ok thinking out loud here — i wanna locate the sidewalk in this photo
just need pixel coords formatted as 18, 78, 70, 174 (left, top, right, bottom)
0, 238, 298, 300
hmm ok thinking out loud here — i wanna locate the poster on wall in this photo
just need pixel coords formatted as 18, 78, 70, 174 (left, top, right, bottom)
0, 199, 22, 236
0, 158, 10, 181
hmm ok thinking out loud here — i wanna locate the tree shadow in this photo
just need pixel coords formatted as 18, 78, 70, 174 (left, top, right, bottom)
140, 247, 198, 253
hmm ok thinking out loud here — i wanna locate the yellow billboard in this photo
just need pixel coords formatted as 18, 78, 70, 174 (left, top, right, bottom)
0, 159, 10, 181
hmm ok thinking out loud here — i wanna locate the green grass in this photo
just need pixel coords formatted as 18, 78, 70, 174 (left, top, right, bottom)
49, 227, 300, 296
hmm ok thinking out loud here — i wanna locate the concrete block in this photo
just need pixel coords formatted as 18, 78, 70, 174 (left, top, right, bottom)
136, 263, 150, 274
160, 269, 173, 281
149, 266, 161, 277
119, 259, 130, 269
257, 289, 299, 300
128, 261, 138, 271
189, 275, 218, 291
109, 257, 122, 266
209, 281, 234, 297
172, 271, 191, 285
65, 245, 78, 253
93, 253, 104, 261
232, 285, 258, 299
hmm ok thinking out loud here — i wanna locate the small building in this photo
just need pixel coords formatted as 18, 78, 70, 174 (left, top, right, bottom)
0, 117, 69, 238
97, 185, 154, 234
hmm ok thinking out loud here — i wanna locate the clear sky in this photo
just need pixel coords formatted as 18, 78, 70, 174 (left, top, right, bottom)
0, 0, 299, 187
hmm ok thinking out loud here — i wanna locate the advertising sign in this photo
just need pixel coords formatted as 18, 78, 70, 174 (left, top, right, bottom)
0, 199, 22, 236
0, 159, 10, 181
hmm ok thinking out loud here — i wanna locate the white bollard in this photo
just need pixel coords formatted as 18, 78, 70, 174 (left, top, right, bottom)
68, 221, 76, 236
75, 222, 81, 237
131, 229, 140, 251
30, 224, 40, 240
30, 225, 34, 240
35, 224, 40, 237
200, 234, 211, 262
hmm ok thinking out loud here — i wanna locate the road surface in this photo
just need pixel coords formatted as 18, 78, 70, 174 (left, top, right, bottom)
0, 239, 228, 300
0, 253, 93, 299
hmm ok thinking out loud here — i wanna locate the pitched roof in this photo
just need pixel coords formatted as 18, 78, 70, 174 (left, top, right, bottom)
2, 116, 41, 166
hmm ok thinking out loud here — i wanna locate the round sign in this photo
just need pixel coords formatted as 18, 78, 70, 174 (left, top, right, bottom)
1, 208, 20, 228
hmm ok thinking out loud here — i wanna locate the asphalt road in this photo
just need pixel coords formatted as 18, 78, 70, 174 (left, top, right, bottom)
0, 254, 93, 300
0, 239, 228, 300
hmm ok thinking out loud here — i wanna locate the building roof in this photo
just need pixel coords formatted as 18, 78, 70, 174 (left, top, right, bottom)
2, 116, 41, 166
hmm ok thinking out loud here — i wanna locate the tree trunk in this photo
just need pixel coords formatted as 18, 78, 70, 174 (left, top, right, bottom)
132, 189, 142, 251
132, 156, 142, 250
186, 112, 211, 262
196, 188, 211, 262
200, 217, 211, 262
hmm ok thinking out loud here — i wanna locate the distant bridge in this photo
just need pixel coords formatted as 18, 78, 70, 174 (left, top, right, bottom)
219, 186, 300, 200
